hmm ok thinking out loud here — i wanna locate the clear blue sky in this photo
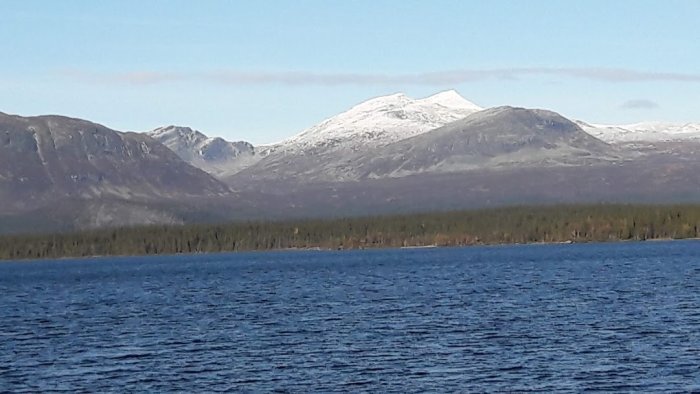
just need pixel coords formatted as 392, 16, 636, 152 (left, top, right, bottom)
2, 0, 699, 144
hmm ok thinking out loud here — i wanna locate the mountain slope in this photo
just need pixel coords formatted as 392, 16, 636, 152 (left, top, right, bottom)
149, 125, 257, 177
351, 106, 622, 179
0, 112, 231, 230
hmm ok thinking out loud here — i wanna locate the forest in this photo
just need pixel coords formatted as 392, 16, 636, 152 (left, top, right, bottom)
2, 204, 700, 261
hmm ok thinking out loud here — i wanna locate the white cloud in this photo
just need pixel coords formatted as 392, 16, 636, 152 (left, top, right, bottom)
619, 99, 660, 110
60, 67, 700, 87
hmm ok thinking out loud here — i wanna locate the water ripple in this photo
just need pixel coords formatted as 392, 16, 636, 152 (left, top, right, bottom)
1, 241, 700, 391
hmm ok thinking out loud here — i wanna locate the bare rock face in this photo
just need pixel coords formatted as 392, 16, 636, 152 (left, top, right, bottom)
0, 112, 230, 230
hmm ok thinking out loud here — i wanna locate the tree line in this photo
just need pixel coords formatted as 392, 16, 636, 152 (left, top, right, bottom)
2, 204, 700, 261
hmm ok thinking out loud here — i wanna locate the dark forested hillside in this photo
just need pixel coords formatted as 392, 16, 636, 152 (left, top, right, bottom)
2, 204, 700, 261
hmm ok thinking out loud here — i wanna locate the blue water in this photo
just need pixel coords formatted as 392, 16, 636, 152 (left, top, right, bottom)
1, 241, 700, 392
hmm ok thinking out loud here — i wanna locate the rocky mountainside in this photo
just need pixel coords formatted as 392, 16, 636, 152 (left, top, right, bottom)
149, 125, 257, 177
0, 112, 231, 231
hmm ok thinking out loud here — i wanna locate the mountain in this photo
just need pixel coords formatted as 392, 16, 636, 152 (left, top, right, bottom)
348, 106, 623, 179
4, 90, 700, 234
149, 125, 257, 177
155, 90, 483, 180
224, 90, 483, 182
229, 106, 624, 183
577, 120, 700, 144
221, 103, 700, 219
0, 112, 231, 232
266, 89, 482, 154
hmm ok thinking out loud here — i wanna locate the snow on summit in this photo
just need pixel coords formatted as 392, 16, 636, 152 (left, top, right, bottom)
271, 90, 482, 153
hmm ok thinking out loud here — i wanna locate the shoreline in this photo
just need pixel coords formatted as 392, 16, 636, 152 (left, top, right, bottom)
4, 204, 700, 263
3, 236, 700, 264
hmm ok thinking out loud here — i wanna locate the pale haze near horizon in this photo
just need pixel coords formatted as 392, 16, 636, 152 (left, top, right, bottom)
1, 0, 698, 145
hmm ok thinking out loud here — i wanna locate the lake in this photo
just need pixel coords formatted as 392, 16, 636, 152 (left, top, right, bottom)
1, 241, 699, 392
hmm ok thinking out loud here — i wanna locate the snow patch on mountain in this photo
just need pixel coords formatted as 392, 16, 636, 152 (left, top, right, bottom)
265, 90, 482, 153
577, 120, 700, 143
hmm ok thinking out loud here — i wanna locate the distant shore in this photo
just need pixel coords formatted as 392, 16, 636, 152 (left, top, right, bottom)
2, 204, 700, 262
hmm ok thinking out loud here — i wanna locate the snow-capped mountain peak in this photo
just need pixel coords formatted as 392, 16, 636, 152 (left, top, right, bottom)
272, 90, 483, 153
419, 89, 482, 111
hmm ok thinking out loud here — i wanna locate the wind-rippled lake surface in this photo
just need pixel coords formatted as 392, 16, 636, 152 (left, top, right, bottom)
2, 241, 700, 392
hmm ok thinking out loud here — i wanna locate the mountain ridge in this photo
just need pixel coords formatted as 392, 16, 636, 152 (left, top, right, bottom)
3, 89, 700, 234
148, 91, 698, 180
577, 120, 700, 144
227, 105, 625, 183
0, 112, 232, 231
